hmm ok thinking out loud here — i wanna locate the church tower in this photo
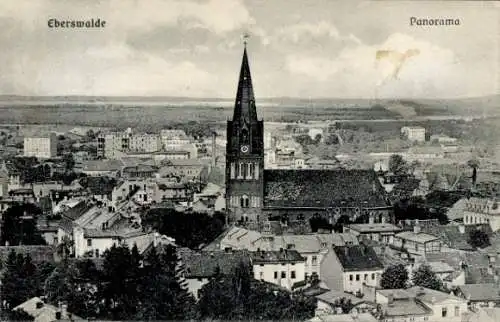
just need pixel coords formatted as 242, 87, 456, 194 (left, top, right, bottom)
225, 45, 264, 223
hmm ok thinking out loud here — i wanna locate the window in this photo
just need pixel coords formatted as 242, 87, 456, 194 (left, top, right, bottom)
312, 256, 318, 265
349, 274, 353, 281
364, 274, 368, 280
240, 195, 249, 208
281, 271, 286, 278
454, 306, 460, 317
95, 249, 99, 258
442, 307, 447, 317
356, 274, 360, 281
274, 271, 278, 279
291, 271, 296, 279
255, 164, 259, 179
87, 239, 92, 246
423, 317, 428, 321
259, 272, 263, 280
238, 163, 244, 178
371, 273, 375, 280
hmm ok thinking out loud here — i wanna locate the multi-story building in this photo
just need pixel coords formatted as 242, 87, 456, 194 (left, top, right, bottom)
24, 133, 58, 159
401, 126, 426, 142
160, 129, 191, 150
462, 197, 500, 232
392, 226, 442, 257
251, 249, 306, 290
320, 244, 384, 294
97, 128, 161, 159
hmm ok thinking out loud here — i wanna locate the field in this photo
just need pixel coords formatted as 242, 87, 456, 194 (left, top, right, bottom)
0, 95, 497, 132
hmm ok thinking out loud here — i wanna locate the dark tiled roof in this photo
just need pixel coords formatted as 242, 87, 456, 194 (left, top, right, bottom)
61, 201, 93, 221
38, 196, 52, 213
182, 250, 250, 278
334, 245, 384, 272
80, 177, 117, 196
250, 250, 305, 264
391, 178, 421, 199
122, 164, 158, 174
458, 284, 500, 302
263, 169, 389, 209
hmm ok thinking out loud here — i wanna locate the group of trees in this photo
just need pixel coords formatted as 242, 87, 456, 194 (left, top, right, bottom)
468, 228, 490, 249
197, 262, 316, 320
0, 203, 46, 246
381, 263, 444, 291
2, 245, 316, 321
140, 209, 226, 249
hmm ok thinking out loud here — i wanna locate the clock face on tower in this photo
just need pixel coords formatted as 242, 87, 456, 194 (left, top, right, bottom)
241, 145, 249, 153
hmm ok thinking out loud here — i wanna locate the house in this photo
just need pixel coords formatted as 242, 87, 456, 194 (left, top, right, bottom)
204, 226, 359, 280
375, 286, 468, 321
320, 244, 384, 294
463, 307, 500, 322
180, 249, 251, 299
250, 249, 306, 290
80, 160, 123, 177
405, 286, 468, 321
121, 164, 158, 179
420, 223, 491, 252
13, 297, 82, 322
456, 284, 500, 310
314, 288, 370, 316
462, 197, 500, 232
392, 226, 441, 257
309, 313, 377, 322
376, 288, 432, 321
344, 223, 402, 244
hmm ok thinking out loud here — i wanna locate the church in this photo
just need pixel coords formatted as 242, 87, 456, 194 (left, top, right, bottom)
225, 46, 392, 224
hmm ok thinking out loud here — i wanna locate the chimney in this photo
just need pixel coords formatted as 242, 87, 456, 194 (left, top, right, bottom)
413, 225, 421, 234
387, 293, 394, 306
211, 132, 217, 168
458, 224, 465, 234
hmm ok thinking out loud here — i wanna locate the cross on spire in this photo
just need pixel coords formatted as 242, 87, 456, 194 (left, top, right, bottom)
243, 32, 250, 48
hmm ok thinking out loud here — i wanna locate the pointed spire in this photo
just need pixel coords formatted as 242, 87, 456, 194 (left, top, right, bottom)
232, 45, 257, 122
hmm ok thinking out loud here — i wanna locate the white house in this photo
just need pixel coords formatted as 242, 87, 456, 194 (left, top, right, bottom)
251, 249, 306, 290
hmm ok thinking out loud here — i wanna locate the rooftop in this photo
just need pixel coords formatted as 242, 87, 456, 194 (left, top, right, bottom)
458, 283, 500, 302
395, 231, 440, 244
263, 169, 389, 209
250, 249, 305, 263
348, 223, 401, 234
333, 245, 384, 272
181, 250, 251, 278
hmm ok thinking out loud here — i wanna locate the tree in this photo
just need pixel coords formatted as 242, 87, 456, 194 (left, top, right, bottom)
467, 159, 479, 186
197, 262, 316, 320
381, 264, 409, 289
412, 264, 443, 291
468, 229, 490, 249
333, 297, 354, 314
1, 251, 38, 309
1, 203, 45, 246
63, 153, 75, 172
389, 154, 408, 175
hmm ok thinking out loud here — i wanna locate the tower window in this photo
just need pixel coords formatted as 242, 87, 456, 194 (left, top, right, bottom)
240, 195, 250, 208
247, 162, 253, 179
238, 163, 244, 178
230, 163, 235, 179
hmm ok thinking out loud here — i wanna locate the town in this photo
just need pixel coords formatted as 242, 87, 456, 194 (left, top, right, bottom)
0, 43, 499, 322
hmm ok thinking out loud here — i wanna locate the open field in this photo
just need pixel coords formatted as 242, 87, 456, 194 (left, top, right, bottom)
0, 95, 497, 131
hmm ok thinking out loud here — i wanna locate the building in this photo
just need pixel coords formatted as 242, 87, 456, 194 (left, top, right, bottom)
98, 128, 161, 159
430, 134, 458, 144
14, 297, 82, 322
344, 223, 402, 244
320, 244, 384, 294
456, 284, 500, 310
392, 226, 442, 257
23, 133, 57, 159
463, 197, 500, 232
375, 286, 468, 321
401, 126, 426, 142
160, 129, 191, 150
250, 249, 306, 290
225, 47, 391, 224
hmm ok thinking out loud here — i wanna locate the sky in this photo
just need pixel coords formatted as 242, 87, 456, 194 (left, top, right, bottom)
0, 0, 498, 99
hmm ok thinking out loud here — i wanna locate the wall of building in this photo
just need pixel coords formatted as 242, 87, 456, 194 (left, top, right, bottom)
343, 269, 382, 294
252, 261, 305, 290
24, 134, 57, 159
319, 248, 344, 291
422, 299, 467, 321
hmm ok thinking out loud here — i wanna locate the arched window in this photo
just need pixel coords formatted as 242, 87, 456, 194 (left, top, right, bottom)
240, 195, 250, 208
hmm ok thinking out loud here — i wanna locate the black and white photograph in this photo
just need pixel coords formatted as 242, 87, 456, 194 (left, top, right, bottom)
0, 0, 499, 321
